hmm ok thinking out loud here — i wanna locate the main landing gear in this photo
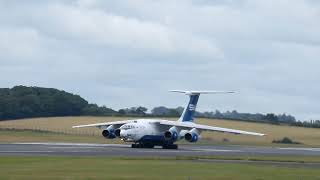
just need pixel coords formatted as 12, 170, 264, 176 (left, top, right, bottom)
131, 143, 178, 149
131, 143, 154, 148
162, 144, 178, 149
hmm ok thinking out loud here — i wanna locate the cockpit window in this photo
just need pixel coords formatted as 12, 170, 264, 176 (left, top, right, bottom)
121, 125, 135, 130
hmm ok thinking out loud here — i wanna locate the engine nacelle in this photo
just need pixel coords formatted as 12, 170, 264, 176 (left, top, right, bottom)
184, 133, 198, 142
102, 125, 116, 139
102, 129, 115, 139
184, 128, 199, 142
164, 126, 179, 141
114, 128, 121, 137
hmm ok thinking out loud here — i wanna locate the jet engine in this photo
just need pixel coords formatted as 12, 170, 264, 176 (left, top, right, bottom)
164, 126, 179, 141
102, 125, 116, 139
184, 128, 199, 142
114, 128, 121, 137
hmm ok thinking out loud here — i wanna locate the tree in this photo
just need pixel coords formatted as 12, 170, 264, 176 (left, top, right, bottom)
214, 110, 223, 119
135, 106, 148, 115
265, 113, 279, 124
118, 109, 126, 115
151, 106, 170, 116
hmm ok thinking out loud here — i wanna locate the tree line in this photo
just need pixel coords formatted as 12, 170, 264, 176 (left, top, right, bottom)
151, 106, 294, 124
0, 86, 319, 129
0, 86, 116, 120
149, 106, 320, 128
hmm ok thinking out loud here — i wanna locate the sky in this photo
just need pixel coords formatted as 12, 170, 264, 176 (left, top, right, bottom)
0, 0, 319, 120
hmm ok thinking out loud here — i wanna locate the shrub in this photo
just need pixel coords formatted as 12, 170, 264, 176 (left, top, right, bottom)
222, 138, 230, 142
272, 137, 301, 144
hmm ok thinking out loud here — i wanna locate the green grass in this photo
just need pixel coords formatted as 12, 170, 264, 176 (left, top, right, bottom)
171, 155, 320, 164
0, 156, 319, 180
0, 129, 124, 144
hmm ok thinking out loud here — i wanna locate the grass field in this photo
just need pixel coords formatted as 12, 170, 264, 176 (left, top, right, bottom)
1, 116, 320, 147
0, 156, 319, 180
0, 129, 118, 144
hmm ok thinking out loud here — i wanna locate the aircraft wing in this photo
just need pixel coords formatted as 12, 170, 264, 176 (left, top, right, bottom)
159, 120, 265, 136
72, 120, 135, 129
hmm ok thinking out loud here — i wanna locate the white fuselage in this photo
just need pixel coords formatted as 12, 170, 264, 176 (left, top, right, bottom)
118, 119, 189, 142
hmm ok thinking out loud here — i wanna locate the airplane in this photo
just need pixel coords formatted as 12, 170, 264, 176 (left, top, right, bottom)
73, 90, 265, 149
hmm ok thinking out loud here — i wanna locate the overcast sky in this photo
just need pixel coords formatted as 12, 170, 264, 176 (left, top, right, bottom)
0, 0, 319, 120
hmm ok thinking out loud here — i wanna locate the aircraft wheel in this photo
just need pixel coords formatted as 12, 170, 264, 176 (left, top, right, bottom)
132, 143, 154, 148
170, 144, 178, 149
131, 144, 138, 148
144, 143, 155, 148
162, 144, 178, 149
132, 144, 143, 148
138, 144, 144, 148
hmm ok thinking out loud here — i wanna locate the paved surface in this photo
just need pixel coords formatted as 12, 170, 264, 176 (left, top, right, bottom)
0, 143, 320, 157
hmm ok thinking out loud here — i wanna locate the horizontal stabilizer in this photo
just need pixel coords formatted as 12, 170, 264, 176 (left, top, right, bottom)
169, 90, 235, 95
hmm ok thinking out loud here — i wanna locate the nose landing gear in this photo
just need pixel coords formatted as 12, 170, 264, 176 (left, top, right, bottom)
131, 143, 178, 149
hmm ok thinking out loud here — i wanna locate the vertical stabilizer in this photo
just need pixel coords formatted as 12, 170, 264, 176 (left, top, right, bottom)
169, 90, 235, 122
179, 93, 199, 122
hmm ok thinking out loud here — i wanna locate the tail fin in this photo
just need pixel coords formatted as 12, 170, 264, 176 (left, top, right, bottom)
169, 90, 235, 122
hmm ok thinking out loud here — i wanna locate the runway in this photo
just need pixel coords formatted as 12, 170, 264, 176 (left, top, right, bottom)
0, 142, 320, 157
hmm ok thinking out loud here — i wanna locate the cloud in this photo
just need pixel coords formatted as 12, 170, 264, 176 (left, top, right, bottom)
0, 27, 41, 62
0, 0, 319, 120
8, 1, 222, 58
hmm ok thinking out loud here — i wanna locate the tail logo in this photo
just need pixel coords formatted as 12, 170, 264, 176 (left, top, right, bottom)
188, 104, 196, 111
